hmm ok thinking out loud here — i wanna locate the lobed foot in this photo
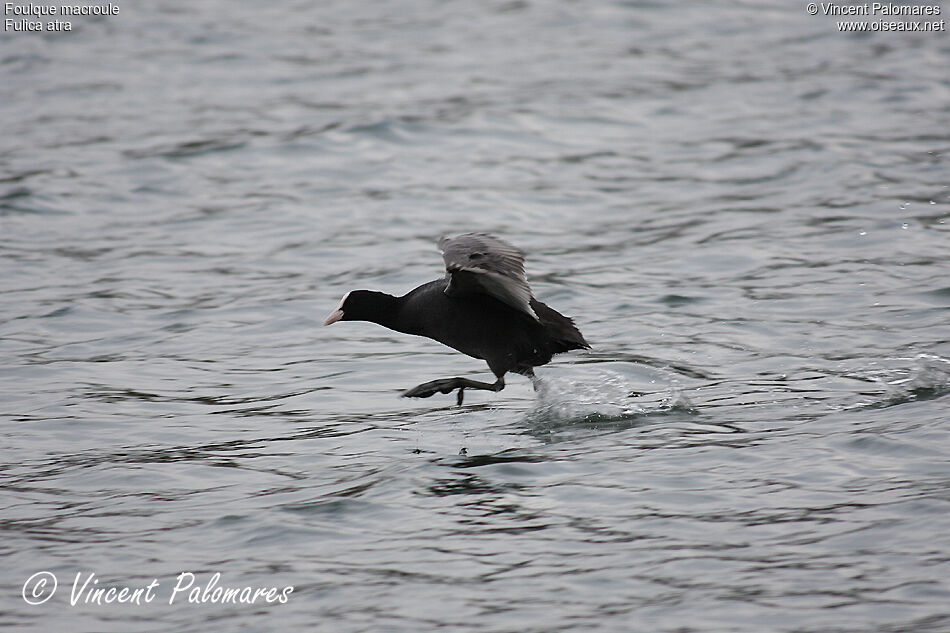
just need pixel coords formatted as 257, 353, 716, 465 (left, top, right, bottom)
402, 376, 504, 407
402, 378, 463, 399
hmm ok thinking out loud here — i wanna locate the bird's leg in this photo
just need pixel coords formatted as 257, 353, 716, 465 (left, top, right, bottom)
403, 375, 505, 406
523, 368, 539, 391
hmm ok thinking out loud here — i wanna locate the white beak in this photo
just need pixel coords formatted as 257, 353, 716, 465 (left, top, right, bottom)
323, 309, 344, 326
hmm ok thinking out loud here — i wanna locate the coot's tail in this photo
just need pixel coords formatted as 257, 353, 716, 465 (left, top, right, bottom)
530, 298, 590, 354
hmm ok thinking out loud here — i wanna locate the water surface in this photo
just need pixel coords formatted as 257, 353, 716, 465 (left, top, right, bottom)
2, 1, 950, 631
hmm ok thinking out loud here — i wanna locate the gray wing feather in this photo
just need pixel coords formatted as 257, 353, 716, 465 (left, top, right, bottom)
438, 233, 538, 320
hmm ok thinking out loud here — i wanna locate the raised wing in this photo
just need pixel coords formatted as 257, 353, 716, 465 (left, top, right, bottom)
438, 233, 538, 320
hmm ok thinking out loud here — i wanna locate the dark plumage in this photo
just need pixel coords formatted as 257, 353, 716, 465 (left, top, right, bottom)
325, 233, 589, 405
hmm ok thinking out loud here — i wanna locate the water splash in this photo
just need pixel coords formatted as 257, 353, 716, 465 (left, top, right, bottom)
524, 370, 696, 427
853, 353, 950, 409
882, 353, 950, 403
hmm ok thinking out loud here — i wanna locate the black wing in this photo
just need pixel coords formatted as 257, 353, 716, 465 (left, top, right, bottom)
438, 233, 539, 320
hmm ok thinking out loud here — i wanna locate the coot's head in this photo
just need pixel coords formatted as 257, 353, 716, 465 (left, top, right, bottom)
324, 290, 391, 325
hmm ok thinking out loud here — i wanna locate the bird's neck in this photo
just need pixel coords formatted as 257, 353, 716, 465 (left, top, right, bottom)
360, 292, 407, 332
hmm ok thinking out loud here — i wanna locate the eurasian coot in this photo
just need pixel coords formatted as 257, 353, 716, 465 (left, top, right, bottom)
324, 233, 589, 405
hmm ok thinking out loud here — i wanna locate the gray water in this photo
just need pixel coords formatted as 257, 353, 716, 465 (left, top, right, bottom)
3, 1, 950, 631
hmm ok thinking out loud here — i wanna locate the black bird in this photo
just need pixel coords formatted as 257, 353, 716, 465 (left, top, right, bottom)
324, 233, 590, 405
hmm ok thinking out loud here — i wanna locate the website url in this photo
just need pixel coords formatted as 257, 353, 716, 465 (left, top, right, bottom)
837, 19, 946, 30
